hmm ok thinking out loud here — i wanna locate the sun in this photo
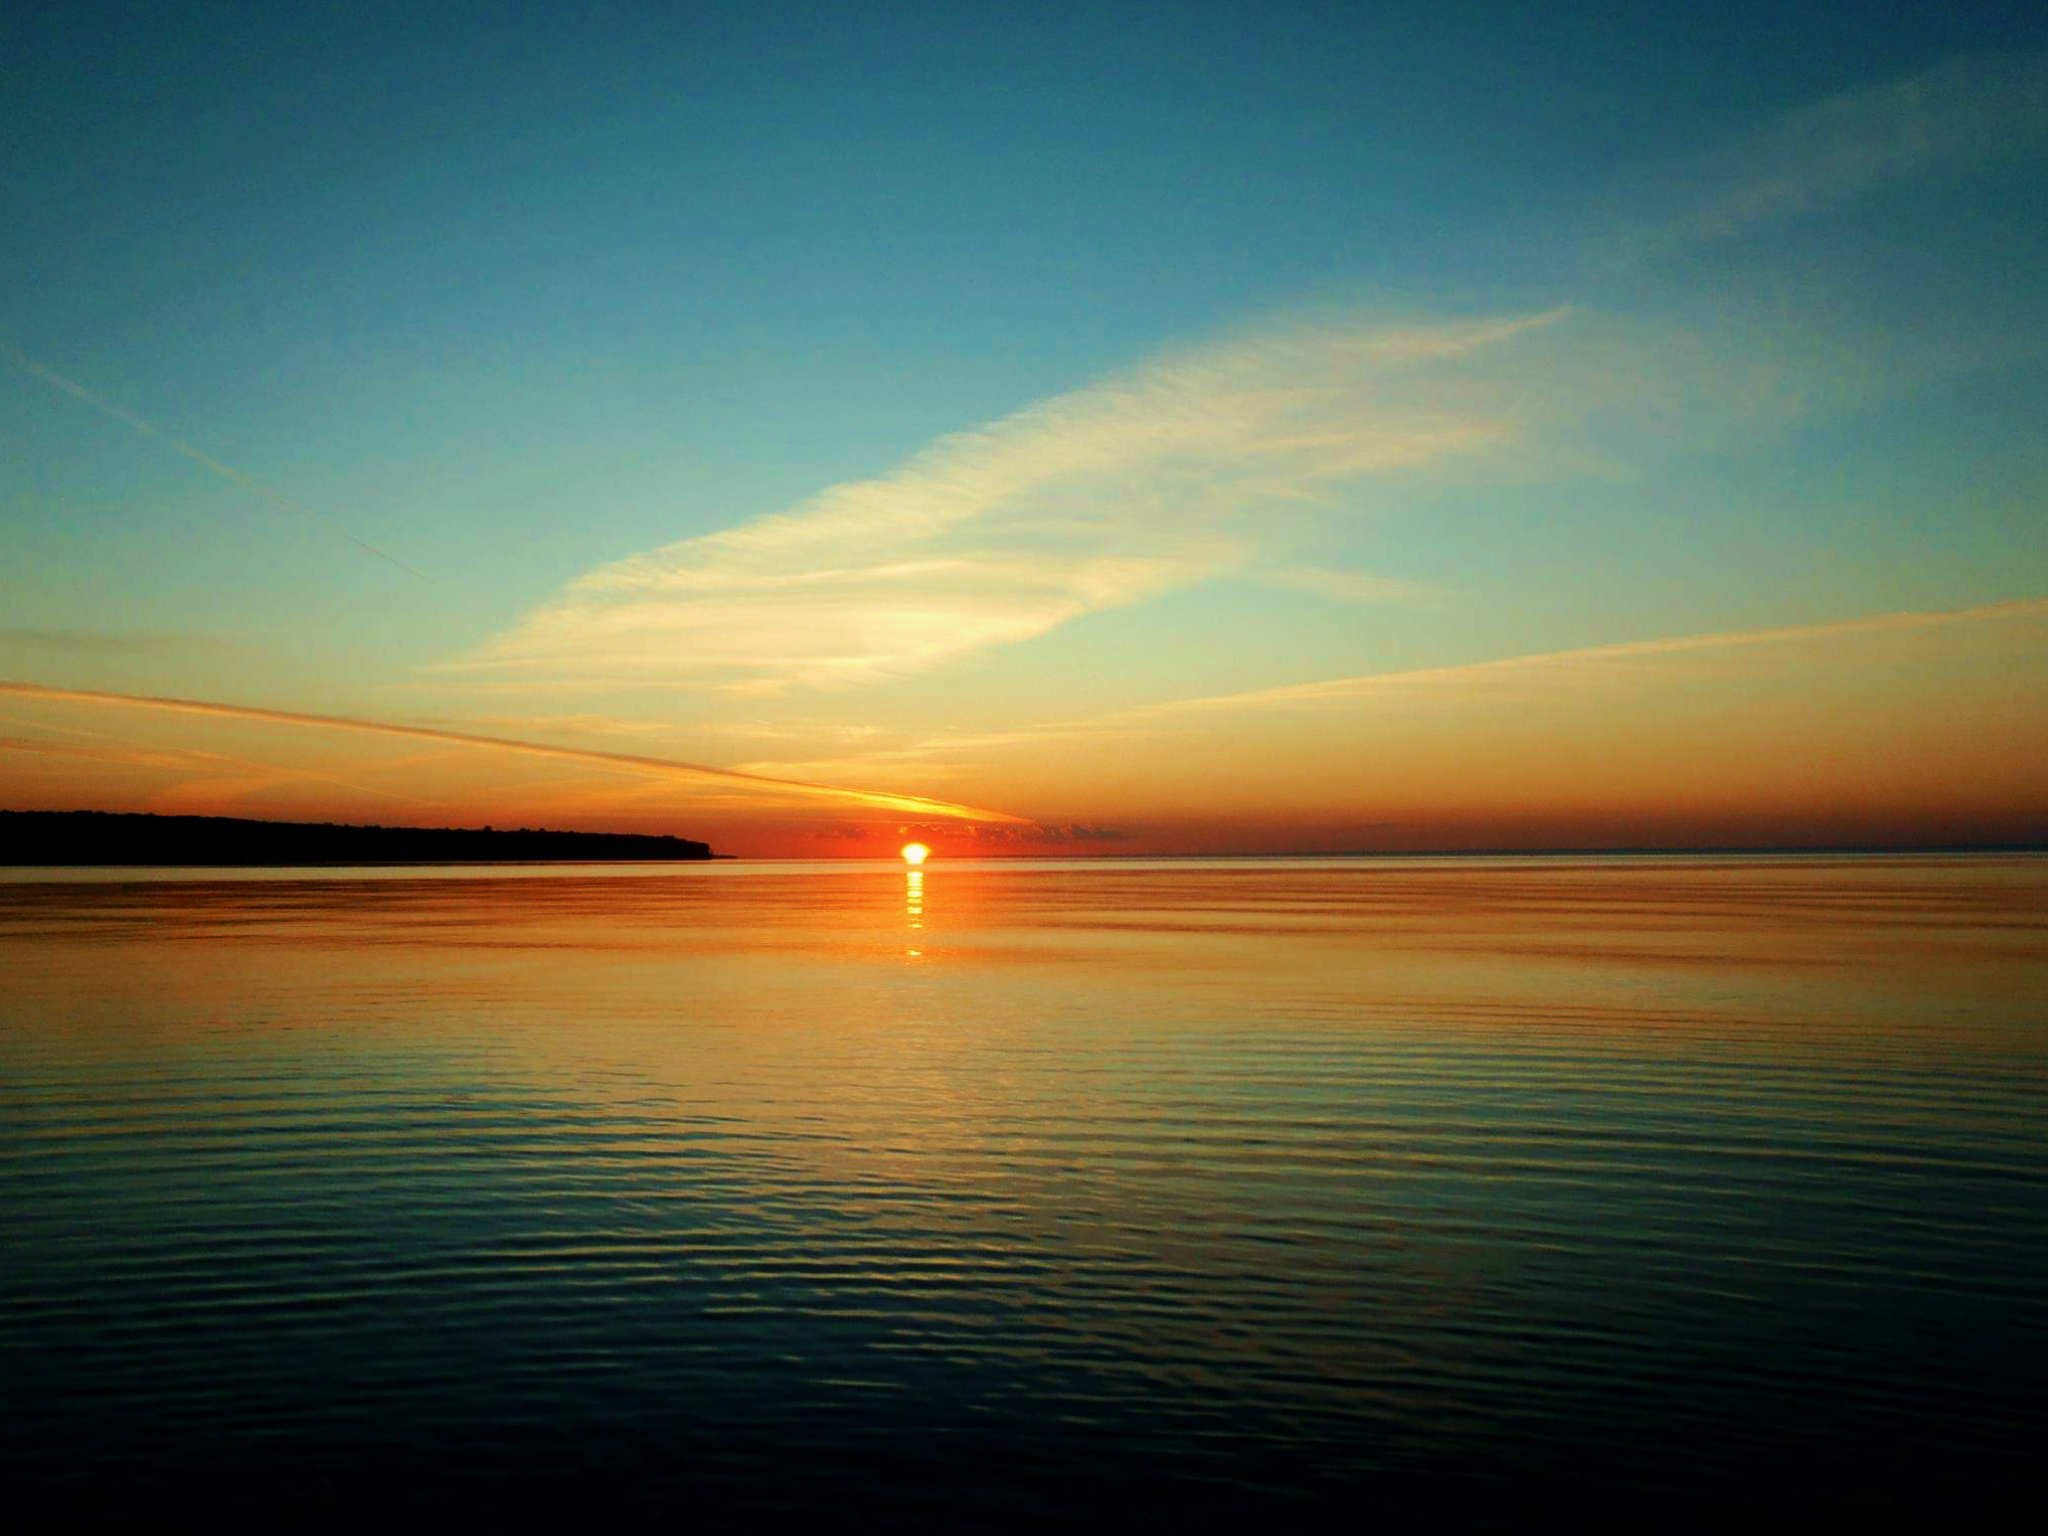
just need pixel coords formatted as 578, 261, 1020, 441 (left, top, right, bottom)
900, 842, 930, 865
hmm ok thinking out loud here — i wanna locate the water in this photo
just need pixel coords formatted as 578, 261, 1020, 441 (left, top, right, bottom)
3, 855, 2044, 1524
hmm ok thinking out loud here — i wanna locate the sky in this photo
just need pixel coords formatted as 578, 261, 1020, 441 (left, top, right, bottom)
4, 0, 2046, 855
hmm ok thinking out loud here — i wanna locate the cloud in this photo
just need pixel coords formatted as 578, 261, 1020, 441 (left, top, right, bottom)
728, 720, 1135, 785
0, 681, 1029, 824
1597, 51, 2048, 271
729, 594, 2048, 783
806, 820, 1126, 846
448, 309, 1566, 692
457, 89, 2031, 710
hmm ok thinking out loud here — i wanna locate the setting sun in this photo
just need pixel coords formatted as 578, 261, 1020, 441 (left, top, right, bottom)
900, 842, 930, 865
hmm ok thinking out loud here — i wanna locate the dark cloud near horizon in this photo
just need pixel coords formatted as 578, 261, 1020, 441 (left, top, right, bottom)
808, 821, 1127, 845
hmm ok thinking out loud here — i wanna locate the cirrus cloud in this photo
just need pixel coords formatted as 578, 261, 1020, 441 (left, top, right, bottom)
445, 309, 1566, 693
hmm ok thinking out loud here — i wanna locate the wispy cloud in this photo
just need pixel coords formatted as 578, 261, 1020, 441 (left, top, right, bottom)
0, 681, 1029, 824
725, 595, 2048, 785
449, 310, 1566, 692
456, 59, 2039, 706
727, 722, 1136, 785
1597, 51, 2048, 272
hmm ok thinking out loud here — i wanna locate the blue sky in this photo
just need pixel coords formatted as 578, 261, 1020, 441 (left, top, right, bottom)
3, 2, 2046, 849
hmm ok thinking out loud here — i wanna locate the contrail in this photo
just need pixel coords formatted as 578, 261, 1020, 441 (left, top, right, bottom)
0, 681, 1032, 824
1, 341, 426, 579
1114, 594, 2048, 717
814, 592, 2048, 765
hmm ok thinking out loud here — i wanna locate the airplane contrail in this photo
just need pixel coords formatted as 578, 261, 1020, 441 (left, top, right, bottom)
1, 341, 426, 579
1114, 593, 2048, 717
0, 681, 1032, 824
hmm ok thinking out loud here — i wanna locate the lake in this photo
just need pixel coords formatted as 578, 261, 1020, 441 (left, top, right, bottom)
2, 855, 2043, 1525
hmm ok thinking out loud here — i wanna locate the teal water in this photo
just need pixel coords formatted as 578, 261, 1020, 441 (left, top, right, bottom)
2, 856, 2044, 1524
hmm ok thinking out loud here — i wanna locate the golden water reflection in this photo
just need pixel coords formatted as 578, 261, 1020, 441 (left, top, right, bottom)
2, 855, 2045, 1519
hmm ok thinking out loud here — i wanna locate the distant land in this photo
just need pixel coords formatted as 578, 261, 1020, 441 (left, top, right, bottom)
0, 811, 713, 865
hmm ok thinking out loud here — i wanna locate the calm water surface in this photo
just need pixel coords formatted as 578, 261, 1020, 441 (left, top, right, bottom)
3, 856, 2044, 1524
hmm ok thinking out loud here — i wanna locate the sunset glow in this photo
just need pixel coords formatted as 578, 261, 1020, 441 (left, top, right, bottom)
2, 11, 2044, 857
901, 843, 930, 866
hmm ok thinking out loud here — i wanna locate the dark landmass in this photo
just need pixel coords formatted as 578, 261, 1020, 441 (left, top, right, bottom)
0, 810, 712, 865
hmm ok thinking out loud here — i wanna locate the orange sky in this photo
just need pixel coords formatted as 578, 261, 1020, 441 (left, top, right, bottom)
5, 596, 2044, 856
